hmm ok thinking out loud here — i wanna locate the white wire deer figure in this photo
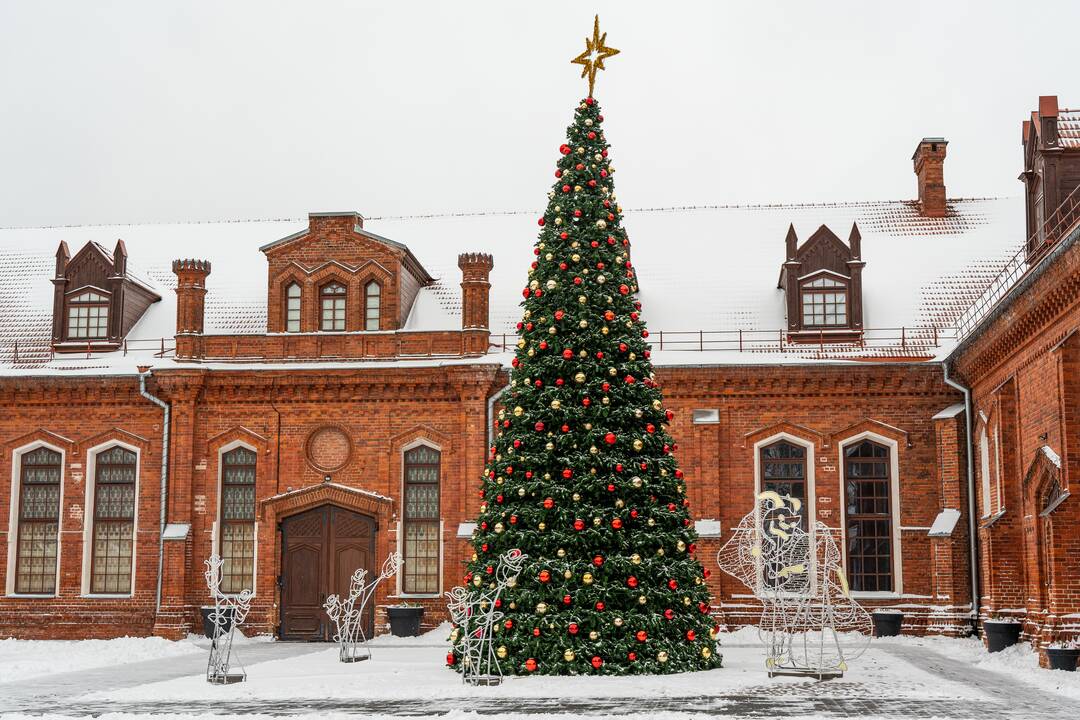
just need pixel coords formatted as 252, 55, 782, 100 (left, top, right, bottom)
716, 491, 871, 679
446, 548, 528, 685
323, 552, 402, 662
204, 555, 254, 684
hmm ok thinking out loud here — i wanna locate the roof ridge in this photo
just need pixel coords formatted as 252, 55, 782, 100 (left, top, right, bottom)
0, 197, 1017, 231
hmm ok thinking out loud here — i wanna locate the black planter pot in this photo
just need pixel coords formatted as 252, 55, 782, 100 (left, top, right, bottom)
872, 612, 904, 637
201, 606, 235, 639
984, 621, 1022, 653
1046, 647, 1080, 671
387, 606, 424, 637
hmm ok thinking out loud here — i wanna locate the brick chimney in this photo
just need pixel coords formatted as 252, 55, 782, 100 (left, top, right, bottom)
172, 259, 211, 336
458, 252, 494, 354
913, 138, 948, 217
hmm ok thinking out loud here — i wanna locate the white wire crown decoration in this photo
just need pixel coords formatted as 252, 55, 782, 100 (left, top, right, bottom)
716, 491, 871, 678
203, 554, 254, 684
323, 552, 402, 663
446, 548, 529, 686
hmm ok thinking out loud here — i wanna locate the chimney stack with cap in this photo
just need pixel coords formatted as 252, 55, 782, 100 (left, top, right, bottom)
913, 138, 948, 218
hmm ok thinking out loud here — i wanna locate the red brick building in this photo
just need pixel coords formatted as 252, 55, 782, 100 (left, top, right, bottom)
0, 98, 1076, 656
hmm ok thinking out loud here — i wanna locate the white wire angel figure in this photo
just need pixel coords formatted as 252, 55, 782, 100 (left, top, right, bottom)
324, 552, 402, 662
445, 548, 528, 685
717, 491, 871, 678
204, 555, 254, 684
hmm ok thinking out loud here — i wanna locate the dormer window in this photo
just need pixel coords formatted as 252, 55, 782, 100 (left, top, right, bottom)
320, 282, 346, 331
800, 276, 848, 328
779, 223, 864, 341
67, 290, 110, 339
285, 283, 301, 333
364, 281, 381, 331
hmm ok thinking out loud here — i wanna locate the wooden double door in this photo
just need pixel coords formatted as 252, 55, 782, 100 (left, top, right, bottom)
280, 505, 376, 641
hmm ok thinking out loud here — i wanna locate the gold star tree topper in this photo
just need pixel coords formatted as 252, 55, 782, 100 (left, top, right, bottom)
571, 15, 620, 97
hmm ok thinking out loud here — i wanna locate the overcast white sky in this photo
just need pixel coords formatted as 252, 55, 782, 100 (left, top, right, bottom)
1, 0, 1078, 228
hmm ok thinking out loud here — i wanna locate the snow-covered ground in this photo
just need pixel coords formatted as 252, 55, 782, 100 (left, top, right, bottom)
0, 635, 202, 684
2, 625, 1078, 720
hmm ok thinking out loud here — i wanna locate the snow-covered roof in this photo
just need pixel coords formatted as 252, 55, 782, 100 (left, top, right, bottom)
1057, 108, 1080, 149
0, 196, 1024, 373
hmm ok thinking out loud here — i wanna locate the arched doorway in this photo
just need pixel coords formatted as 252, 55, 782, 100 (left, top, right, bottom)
280, 505, 376, 641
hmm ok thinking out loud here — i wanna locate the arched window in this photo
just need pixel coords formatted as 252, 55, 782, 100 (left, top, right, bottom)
67, 290, 110, 339
759, 440, 808, 529
320, 282, 346, 331
403, 445, 440, 594
220, 446, 257, 594
800, 276, 848, 328
364, 281, 381, 331
978, 427, 992, 516
844, 440, 893, 592
15, 447, 62, 594
284, 283, 302, 333
90, 446, 137, 594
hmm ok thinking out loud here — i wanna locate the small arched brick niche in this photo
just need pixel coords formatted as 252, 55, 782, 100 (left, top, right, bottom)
305, 425, 352, 473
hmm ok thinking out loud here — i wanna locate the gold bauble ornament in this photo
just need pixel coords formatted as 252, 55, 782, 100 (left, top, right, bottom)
709, 627, 720, 640
494, 522, 505, 533
702, 646, 712, 659
633, 439, 644, 451
557, 548, 566, 557
601, 327, 609, 335
545, 253, 554, 261
609, 367, 618, 376
631, 553, 641, 564
615, 499, 624, 509
527, 349, 536, 357
548, 326, 557, 335
564, 649, 576, 662
497, 646, 508, 659
551, 399, 561, 409
573, 493, 581, 502
471, 552, 478, 562
519, 487, 527, 497
578, 295, 587, 304
546, 279, 557, 290
529, 280, 539, 290
572, 253, 581, 262
614, 617, 624, 627
564, 569, 573, 580
628, 352, 636, 360
538, 522, 546, 531
638, 595, 647, 604
658, 651, 669, 663
593, 517, 602, 526
683, 597, 691, 606
652, 399, 663, 410
574, 372, 586, 383
472, 575, 482, 587
589, 630, 599, 640
536, 602, 548, 614
596, 220, 607, 229
677, 541, 686, 552
583, 572, 594, 585
632, 476, 642, 488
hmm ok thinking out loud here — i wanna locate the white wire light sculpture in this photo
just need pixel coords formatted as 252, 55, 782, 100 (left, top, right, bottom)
446, 548, 529, 686
323, 552, 402, 663
716, 491, 871, 679
204, 555, 254, 684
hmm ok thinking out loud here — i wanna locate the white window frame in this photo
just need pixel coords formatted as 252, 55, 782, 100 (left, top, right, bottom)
80, 440, 141, 597
838, 431, 903, 598
211, 440, 260, 598
394, 438, 443, 598
752, 432, 816, 598
978, 426, 992, 518
6, 440, 66, 598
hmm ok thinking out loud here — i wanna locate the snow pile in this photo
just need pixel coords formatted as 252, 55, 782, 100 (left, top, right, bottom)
0, 635, 202, 684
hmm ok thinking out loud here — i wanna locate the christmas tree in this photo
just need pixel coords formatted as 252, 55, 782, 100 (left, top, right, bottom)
451, 23, 721, 676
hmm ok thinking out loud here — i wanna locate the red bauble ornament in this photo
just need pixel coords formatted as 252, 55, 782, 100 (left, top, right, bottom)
505, 619, 514, 629
447, 652, 456, 665
595, 601, 605, 611
539, 570, 551, 583
538, 218, 546, 226
587, 131, 597, 140
561, 424, 570, 432
525, 658, 538, 672
619, 284, 630, 296
559, 144, 571, 155
585, 97, 594, 105
563, 594, 573, 605
562, 348, 574, 359
611, 518, 623, 529
573, 209, 582, 218
615, 463, 624, 472
668, 579, 678, 590
568, 623, 579, 635
664, 609, 675, 620
686, 630, 696, 641
555, 169, 562, 178
628, 652, 637, 661
627, 576, 638, 588
593, 555, 604, 566
534, 421, 545, 432
624, 375, 635, 384
636, 630, 647, 642
573, 276, 582, 285
532, 627, 541, 637
582, 397, 591, 407
554, 309, 565, 320
562, 468, 573, 479
543, 497, 554, 509
674, 468, 684, 479
562, 184, 571, 193
573, 519, 585, 531
591, 656, 603, 669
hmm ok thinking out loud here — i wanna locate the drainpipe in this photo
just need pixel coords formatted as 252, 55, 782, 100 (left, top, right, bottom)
139, 369, 170, 615
942, 361, 981, 634
486, 383, 511, 447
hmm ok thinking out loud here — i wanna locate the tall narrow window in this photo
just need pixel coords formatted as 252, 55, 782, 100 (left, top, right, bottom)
403, 445, 440, 594
90, 446, 136, 593
220, 447, 257, 594
320, 282, 346, 331
978, 427, 992, 516
800, 277, 848, 328
760, 440, 808, 529
364, 281, 381, 331
844, 440, 893, 592
15, 447, 62, 594
67, 291, 110, 339
285, 283, 301, 333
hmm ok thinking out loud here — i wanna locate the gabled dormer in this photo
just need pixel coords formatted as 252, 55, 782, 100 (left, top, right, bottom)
778, 223, 865, 342
50, 240, 162, 352
1020, 95, 1080, 263
259, 211, 435, 333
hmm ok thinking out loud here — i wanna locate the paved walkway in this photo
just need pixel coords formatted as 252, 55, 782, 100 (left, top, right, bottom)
1, 641, 1075, 718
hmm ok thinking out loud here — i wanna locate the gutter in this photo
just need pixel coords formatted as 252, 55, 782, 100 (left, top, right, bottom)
139, 370, 170, 615
941, 361, 981, 633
